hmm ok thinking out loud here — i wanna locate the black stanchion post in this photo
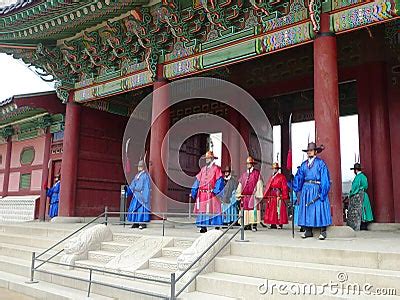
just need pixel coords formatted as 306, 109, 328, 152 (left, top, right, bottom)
170, 272, 176, 300
236, 206, 249, 242
162, 213, 165, 237
104, 206, 108, 225
25, 252, 39, 284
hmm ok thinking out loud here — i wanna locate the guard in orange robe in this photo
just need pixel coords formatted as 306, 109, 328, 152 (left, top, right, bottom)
264, 162, 289, 229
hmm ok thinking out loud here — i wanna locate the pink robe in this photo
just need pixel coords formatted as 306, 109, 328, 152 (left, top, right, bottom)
193, 164, 223, 215
238, 169, 262, 210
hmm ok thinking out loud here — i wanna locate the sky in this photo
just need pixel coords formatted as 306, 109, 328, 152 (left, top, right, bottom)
0, 53, 359, 181
0, 54, 54, 100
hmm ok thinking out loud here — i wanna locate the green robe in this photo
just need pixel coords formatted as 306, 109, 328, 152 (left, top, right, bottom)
349, 172, 374, 222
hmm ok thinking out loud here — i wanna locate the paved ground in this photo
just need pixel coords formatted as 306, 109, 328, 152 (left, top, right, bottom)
0, 288, 35, 300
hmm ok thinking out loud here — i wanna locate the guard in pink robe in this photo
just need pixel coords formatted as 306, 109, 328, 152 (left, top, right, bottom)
191, 151, 224, 233
236, 156, 264, 231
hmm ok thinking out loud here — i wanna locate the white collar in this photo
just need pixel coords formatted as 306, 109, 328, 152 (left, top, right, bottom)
206, 161, 215, 169
247, 167, 254, 174
308, 156, 316, 164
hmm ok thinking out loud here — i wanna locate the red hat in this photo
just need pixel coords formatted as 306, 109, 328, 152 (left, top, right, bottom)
272, 162, 281, 169
246, 156, 256, 164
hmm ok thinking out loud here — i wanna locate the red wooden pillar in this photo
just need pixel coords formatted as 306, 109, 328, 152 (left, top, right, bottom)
221, 140, 230, 169
313, 13, 343, 226
388, 83, 400, 222
59, 96, 81, 217
2, 136, 12, 197
38, 128, 52, 220
149, 65, 169, 217
239, 114, 250, 166
228, 108, 240, 175
369, 62, 394, 222
280, 115, 290, 178
356, 67, 375, 211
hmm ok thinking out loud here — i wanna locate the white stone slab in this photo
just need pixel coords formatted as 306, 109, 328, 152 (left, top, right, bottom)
105, 236, 173, 273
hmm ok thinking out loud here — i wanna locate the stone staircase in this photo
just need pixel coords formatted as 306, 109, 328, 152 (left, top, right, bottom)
135, 238, 192, 282
0, 223, 236, 299
196, 242, 400, 299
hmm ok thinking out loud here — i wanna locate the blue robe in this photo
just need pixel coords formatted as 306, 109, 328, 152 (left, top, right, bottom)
47, 181, 60, 218
222, 189, 239, 224
126, 171, 151, 223
293, 157, 332, 227
191, 176, 224, 226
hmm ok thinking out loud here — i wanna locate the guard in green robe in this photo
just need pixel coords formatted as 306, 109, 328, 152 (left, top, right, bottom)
347, 163, 374, 231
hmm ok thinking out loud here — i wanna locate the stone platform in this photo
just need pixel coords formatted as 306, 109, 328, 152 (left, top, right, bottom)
0, 221, 398, 299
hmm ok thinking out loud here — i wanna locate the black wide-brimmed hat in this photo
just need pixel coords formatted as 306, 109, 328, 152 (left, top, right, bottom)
350, 163, 362, 171
302, 142, 325, 153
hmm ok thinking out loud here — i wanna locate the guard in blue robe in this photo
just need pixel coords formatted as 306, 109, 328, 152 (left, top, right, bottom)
293, 143, 332, 240
221, 166, 239, 225
126, 160, 151, 229
47, 174, 60, 218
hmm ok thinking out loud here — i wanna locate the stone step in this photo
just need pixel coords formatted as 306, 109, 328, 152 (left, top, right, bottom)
88, 250, 118, 263
180, 291, 239, 300
173, 238, 194, 248
162, 246, 186, 257
75, 259, 107, 271
0, 270, 113, 300
0, 232, 61, 249
149, 256, 178, 272
215, 255, 400, 292
101, 241, 130, 253
112, 233, 142, 244
0, 223, 75, 238
230, 242, 400, 271
0, 242, 59, 262
197, 272, 368, 299
34, 263, 172, 299
0, 252, 169, 299
0, 254, 32, 277
134, 268, 172, 282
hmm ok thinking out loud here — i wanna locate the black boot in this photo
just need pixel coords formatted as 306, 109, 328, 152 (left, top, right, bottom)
200, 227, 207, 233
299, 226, 305, 232
360, 222, 369, 231
252, 224, 258, 232
278, 224, 283, 229
269, 224, 277, 229
260, 222, 268, 228
319, 227, 327, 240
301, 227, 313, 238
131, 223, 139, 229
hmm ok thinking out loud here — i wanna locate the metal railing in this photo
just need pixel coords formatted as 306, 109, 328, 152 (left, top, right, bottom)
27, 207, 249, 299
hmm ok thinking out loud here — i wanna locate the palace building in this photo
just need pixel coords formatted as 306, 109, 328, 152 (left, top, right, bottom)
0, 0, 399, 224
